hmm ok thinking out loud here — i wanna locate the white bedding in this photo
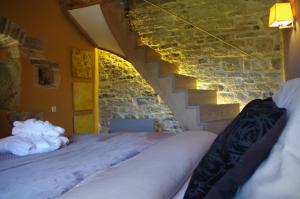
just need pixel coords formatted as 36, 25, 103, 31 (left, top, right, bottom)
172, 177, 191, 199
0, 133, 169, 199
59, 131, 216, 199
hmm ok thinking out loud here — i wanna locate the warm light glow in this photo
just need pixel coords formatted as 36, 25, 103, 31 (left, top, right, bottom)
269, 3, 294, 29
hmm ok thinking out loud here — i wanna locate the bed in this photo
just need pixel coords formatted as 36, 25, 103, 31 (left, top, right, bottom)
59, 78, 300, 199
0, 131, 216, 199
1, 78, 300, 199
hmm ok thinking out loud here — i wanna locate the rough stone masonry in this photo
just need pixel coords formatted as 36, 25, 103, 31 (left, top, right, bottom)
129, 0, 285, 106
98, 50, 182, 133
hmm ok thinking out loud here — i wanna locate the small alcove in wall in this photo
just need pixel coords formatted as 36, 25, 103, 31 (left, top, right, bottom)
32, 59, 61, 88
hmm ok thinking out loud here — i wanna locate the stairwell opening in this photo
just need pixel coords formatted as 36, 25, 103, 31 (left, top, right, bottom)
98, 49, 182, 133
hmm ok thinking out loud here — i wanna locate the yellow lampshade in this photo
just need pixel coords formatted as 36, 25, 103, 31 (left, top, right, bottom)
269, 3, 294, 28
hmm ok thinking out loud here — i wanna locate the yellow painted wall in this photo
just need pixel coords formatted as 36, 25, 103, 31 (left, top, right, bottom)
0, 0, 95, 136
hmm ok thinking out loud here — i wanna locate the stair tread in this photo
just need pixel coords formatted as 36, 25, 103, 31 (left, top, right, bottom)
199, 103, 240, 122
188, 103, 239, 108
200, 118, 235, 123
199, 118, 235, 134
174, 74, 197, 89
159, 73, 197, 79
188, 89, 216, 92
199, 103, 239, 107
144, 46, 161, 61
175, 74, 197, 78
159, 62, 178, 74
188, 89, 217, 105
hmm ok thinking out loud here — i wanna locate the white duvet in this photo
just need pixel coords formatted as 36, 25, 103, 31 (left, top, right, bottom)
0, 119, 69, 156
59, 131, 216, 199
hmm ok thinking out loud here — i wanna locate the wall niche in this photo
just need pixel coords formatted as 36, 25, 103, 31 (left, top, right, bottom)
32, 59, 61, 88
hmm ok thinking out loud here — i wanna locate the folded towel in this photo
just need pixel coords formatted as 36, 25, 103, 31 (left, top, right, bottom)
0, 136, 34, 156
12, 119, 65, 138
0, 119, 69, 156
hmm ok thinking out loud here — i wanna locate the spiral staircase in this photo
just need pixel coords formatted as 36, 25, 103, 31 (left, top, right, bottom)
59, 0, 240, 133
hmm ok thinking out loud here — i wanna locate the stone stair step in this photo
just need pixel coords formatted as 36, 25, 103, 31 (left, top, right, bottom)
174, 74, 197, 89
143, 61, 160, 76
199, 103, 239, 122
159, 61, 178, 74
144, 46, 161, 61
133, 46, 146, 61
200, 118, 234, 134
188, 89, 217, 105
126, 32, 138, 49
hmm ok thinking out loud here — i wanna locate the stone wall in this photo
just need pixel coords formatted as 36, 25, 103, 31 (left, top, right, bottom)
129, 0, 285, 106
98, 50, 181, 133
0, 46, 21, 111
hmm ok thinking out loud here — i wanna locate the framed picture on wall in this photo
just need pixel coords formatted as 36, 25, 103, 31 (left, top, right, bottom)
74, 113, 94, 134
71, 48, 92, 79
73, 82, 93, 111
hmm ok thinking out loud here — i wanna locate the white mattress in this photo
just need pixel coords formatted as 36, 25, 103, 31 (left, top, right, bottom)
59, 131, 216, 199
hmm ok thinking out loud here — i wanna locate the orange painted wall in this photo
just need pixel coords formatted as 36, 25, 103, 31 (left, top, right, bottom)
0, 0, 95, 136
284, 0, 300, 79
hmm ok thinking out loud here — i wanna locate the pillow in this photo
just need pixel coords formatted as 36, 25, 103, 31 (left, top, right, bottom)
204, 112, 287, 199
183, 98, 286, 199
235, 80, 300, 199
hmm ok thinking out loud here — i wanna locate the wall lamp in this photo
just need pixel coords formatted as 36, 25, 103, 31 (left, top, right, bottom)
269, 3, 294, 29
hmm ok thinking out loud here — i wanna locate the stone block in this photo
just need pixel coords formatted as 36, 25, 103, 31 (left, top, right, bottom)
256, 38, 273, 52
0, 59, 21, 110
23, 36, 45, 52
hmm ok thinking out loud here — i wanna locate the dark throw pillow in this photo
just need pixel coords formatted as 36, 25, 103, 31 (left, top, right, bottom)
183, 98, 286, 199
204, 112, 287, 199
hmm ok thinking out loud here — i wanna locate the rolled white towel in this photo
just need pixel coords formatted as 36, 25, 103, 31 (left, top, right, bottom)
0, 136, 34, 156
59, 136, 70, 146
1, 119, 69, 156
29, 135, 69, 154
30, 135, 51, 151
12, 119, 65, 138
0, 135, 69, 156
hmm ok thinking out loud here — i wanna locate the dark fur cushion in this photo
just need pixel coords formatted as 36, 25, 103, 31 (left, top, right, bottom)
184, 98, 286, 199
